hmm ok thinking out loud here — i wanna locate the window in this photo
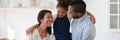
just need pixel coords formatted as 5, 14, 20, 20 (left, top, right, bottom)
109, 0, 120, 30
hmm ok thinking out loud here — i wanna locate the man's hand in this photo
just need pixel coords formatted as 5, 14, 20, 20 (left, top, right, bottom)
26, 27, 34, 35
87, 11, 96, 24
89, 15, 96, 24
26, 24, 39, 35
0, 37, 8, 40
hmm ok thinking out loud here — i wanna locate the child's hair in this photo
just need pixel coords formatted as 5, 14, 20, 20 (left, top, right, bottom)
37, 9, 52, 34
57, 3, 69, 10
56, 0, 71, 10
57, 0, 71, 4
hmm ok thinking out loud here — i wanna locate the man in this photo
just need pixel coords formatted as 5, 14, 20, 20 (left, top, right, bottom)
69, 0, 96, 40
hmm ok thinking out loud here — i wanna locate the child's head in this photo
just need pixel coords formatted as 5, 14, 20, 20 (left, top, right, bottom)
56, 2, 69, 18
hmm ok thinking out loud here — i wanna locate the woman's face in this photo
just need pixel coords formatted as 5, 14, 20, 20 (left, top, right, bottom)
57, 7, 68, 18
41, 12, 53, 27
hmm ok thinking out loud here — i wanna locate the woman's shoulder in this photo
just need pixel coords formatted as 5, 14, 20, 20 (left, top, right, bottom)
31, 28, 39, 35
27, 28, 42, 40
48, 33, 56, 40
28, 28, 39, 37
49, 33, 55, 37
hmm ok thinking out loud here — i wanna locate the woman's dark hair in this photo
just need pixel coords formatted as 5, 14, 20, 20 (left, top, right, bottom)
37, 9, 52, 34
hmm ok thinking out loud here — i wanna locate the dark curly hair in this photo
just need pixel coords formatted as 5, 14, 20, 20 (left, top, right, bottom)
57, 0, 71, 4
56, 0, 71, 10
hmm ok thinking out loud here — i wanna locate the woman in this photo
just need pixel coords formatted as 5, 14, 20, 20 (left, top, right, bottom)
28, 10, 55, 40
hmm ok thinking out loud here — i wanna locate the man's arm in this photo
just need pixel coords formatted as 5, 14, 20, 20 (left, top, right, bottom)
26, 24, 39, 35
0, 37, 8, 40
87, 11, 96, 24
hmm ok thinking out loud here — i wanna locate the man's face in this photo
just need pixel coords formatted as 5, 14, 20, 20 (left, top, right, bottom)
68, 6, 78, 18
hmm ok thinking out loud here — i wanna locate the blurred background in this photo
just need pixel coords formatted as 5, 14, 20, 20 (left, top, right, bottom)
0, 0, 120, 40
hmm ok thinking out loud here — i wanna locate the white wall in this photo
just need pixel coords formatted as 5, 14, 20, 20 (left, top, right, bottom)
0, 8, 56, 40
6, 9, 38, 40
85, 0, 120, 40
0, 9, 8, 38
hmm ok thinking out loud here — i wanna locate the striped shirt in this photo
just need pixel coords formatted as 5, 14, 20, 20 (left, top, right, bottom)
71, 13, 96, 40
